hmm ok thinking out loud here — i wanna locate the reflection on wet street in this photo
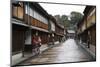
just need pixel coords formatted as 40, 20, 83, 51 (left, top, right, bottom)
19, 39, 94, 65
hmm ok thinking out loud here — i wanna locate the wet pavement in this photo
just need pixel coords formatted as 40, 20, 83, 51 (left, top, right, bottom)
18, 39, 94, 65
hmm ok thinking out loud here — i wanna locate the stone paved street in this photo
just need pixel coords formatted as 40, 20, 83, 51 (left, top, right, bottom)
18, 39, 94, 65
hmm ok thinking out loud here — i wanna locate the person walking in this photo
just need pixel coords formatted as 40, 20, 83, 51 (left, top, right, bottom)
37, 36, 41, 54
32, 35, 41, 55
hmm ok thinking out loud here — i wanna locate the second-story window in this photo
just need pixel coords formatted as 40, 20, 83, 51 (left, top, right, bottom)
12, 2, 24, 20
25, 5, 48, 24
50, 21, 55, 31
34, 10, 48, 24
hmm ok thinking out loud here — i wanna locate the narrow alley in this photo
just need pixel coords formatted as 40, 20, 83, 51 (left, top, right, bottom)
18, 39, 94, 65
11, 1, 96, 66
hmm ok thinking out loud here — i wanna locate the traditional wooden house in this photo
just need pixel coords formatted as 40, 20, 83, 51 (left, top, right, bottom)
84, 6, 96, 54
48, 15, 56, 45
12, 1, 50, 54
12, 1, 66, 55
24, 2, 51, 52
67, 30, 75, 39
48, 15, 65, 44
55, 23, 65, 42
77, 16, 87, 43
12, 1, 28, 55
77, 6, 96, 56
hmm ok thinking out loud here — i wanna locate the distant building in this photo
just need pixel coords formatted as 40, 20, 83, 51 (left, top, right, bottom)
67, 30, 75, 39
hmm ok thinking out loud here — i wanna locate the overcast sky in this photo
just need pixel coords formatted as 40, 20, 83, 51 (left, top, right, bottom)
19, 0, 96, 16
39, 3, 86, 16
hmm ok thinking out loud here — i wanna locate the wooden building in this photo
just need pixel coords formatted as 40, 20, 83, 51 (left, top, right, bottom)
48, 15, 56, 45
48, 15, 65, 44
12, 2, 28, 55
49, 15, 65, 43
77, 6, 96, 56
67, 30, 75, 39
55, 22, 65, 42
12, 1, 66, 55
12, 1, 50, 54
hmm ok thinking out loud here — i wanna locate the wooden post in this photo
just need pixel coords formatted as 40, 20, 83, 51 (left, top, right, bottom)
22, 31, 25, 57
